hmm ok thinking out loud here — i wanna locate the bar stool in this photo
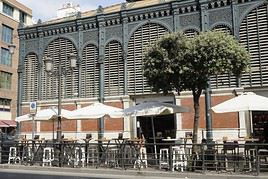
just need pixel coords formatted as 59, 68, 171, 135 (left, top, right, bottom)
244, 142, 257, 171
42, 147, 54, 166
22, 146, 33, 163
172, 146, 186, 172
258, 149, 268, 170
134, 146, 147, 169
8, 147, 20, 164
74, 147, 86, 167
87, 145, 99, 166
222, 141, 238, 171
159, 148, 169, 169
106, 147, 119, 167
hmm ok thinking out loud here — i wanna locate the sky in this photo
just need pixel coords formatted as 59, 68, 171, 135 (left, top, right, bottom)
17, 0, 125, 22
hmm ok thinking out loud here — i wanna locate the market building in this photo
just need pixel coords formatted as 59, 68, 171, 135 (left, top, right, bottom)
16, 0, 268, 142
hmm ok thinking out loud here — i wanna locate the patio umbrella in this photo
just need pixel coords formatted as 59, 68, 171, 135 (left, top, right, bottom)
15, 107, 72, 139
15, 107, 72, 122
123, 101, 190, 159
211, 92, 268, 136
66, 102, 123, 119
211, 92, 268, 113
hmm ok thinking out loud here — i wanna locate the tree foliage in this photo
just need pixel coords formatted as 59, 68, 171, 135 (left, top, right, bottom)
143, 31, 250, 145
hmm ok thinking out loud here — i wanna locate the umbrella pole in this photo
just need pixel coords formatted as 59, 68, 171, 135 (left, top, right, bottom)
32, 115, 35, 140
53, 119, 55, 141
249, 110, 253, 137
151, 116, 157, 160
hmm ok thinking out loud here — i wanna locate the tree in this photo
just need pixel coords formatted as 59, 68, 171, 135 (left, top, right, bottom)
143, 31, 250, 149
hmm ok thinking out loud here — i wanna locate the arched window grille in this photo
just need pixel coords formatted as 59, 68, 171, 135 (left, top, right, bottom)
127, 23, 169, 95
81, 44, 99, 98
104, 40, 124, 96
22, 53, 39, 102
239, 5, 268, 88
41, 38, 78, 100
210, 24, 237, 89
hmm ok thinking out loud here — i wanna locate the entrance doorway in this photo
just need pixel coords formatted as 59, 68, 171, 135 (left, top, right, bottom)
137, 114, 175, 153
252, 111, 268, 142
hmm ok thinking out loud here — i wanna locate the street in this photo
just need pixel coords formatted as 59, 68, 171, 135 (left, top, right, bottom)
0, 168, 190, 179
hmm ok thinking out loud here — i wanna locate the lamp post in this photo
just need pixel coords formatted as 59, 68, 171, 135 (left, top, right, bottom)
44, 51, 77, 141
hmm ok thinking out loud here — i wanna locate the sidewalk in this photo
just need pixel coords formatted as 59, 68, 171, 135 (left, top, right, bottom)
0, 164, 268, 179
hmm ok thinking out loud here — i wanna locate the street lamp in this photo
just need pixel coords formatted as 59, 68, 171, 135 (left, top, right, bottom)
44, 51, 77, 141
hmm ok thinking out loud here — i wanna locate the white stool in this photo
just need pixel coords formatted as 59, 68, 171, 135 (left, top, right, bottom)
159, 148, 169, 169
42, 147, 54, 166
8, 147, 20, 164
172, 146, 187, 172
74, 147, 86, 167
87, 146, 99, 166
134, 146, 147, 169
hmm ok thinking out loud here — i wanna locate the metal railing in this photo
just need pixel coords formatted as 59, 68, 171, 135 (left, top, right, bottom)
1, 139, 268, 176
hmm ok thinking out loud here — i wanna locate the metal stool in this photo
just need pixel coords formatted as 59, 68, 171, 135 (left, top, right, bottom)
134, 146, 147, 169
87, 145, 99, 166
172, 146, 187, 172
42, 147, 54, 166
74, 147, 86, 167
22, 146, 33, 163
159, 148, 169, 169
8, 147, 20, 164
106, 147, 119, 167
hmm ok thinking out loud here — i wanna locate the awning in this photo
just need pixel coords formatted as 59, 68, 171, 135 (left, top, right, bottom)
0, 120, 16, 127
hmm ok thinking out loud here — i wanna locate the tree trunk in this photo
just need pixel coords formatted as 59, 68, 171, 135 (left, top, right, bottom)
192, 88, 202, 153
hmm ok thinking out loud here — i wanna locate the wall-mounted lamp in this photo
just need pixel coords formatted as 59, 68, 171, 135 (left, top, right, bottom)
8, 44, 16, 55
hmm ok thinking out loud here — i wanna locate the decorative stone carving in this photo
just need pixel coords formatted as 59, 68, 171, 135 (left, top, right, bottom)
83, 30, 98, 44
209, 8, 232, 26
106, 26, 123, 42
24, 39, 39, 54
157, 17, 173, 31
237, 2, 258, 23
180, 13, 200, 28
128, 22, 141, 35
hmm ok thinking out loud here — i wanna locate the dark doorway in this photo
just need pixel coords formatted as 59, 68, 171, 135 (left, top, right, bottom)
252, 111, 268, 142
137, 114, 175, 154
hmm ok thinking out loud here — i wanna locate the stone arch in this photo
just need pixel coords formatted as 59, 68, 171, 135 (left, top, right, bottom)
182, 27, 200, 38
127, 20, 172, 44
211, 23, 233, 35
237, 1, 267, 29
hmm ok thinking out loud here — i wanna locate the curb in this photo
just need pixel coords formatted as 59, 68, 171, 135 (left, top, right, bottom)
0, 164, 267, 179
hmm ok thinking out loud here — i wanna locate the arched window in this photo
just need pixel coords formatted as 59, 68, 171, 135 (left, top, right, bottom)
239, 5, 268, 87
23, 53, 39, 102
81, 44, 99, 98
127, 23, 169, 94
183, 28, 199, 38
41, 38, 78, 100
210, 24, 237, 89
104, 40, 124, 96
